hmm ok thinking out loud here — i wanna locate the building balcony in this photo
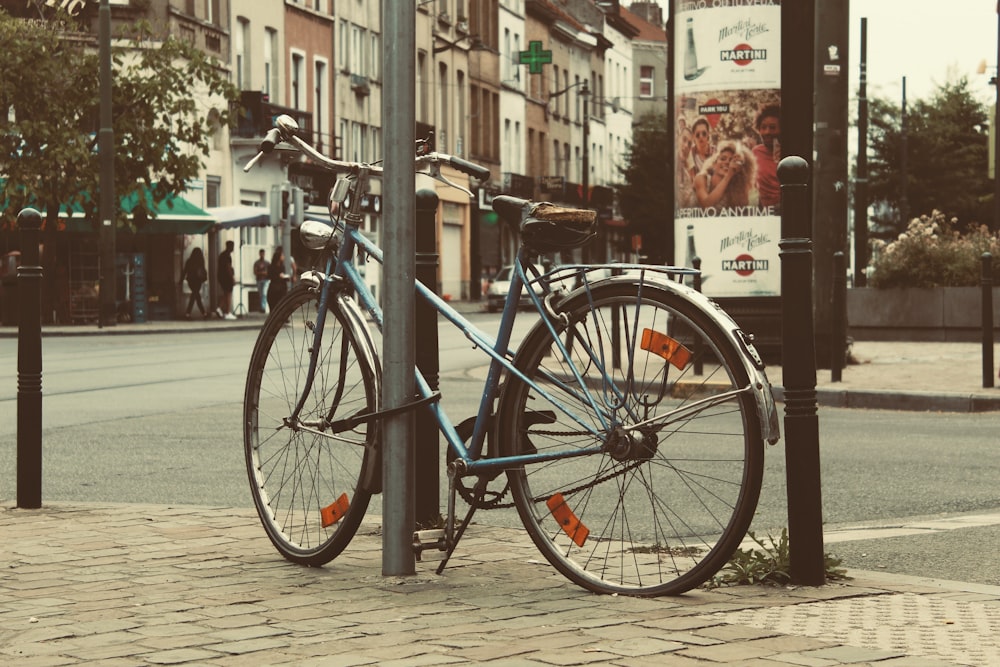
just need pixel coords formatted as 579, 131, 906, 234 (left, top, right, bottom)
233, 91, 313, 144
350, 74, 370, 96
503, 172, 535, 199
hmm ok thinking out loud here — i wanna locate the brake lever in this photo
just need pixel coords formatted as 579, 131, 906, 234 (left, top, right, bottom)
423, 155, 474, 198
243, 151, 265, 173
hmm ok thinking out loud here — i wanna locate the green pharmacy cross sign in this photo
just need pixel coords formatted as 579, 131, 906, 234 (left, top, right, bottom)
519, 40, 553, 74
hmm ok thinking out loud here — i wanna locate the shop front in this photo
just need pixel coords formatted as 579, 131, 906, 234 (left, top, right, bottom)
0, 189, 214, 324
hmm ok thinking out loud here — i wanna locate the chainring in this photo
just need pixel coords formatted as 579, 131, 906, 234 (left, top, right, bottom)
446, 416, 513, 509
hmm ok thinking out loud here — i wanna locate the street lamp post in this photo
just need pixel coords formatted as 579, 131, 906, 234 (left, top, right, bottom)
994, 8, 1000, 232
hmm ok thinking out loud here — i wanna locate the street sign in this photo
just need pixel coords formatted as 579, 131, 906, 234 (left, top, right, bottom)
519, 41, 552, 75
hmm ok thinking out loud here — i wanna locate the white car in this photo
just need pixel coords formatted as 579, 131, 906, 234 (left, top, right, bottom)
486, 264, 545, 313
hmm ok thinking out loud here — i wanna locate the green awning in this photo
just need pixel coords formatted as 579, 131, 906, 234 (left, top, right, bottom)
2, 182, 215, 235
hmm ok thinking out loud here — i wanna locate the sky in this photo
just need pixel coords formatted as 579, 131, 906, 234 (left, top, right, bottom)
648, 0, 999, 104
849, 0, 998, 104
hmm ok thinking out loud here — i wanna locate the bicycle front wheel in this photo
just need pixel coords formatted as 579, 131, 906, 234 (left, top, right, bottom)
498, 280, 763, 596
244, 285, 378, 566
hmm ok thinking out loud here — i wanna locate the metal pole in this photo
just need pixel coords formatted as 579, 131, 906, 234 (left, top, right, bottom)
98, 0, 116, 328
17, 208, 43, 509
581, 80, 590, 262
778, 156, 825, 586
983, 252, 995, 389
382, 0, 417, 576
853, 17, 869, 287
900, 77, 908, 225
414, 188, 441, 527
995, 7, 1000, 233
831, 251, 846, 382
692, 257, 703, 376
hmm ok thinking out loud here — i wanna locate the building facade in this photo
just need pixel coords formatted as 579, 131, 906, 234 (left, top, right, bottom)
4, 0, 660, 321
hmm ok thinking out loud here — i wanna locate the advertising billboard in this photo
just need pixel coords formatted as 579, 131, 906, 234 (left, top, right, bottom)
674, 0, 781, 297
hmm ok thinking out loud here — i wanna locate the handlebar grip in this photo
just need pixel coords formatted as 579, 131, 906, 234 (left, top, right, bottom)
259, 128, 282, 154
448, 155, 491, 181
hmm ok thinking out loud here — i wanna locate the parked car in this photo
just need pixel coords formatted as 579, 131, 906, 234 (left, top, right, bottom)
485, 263, 582, 313
486, 264, 545, 313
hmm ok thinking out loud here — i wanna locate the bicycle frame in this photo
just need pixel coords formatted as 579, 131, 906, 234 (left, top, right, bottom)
296, 213, 619, 478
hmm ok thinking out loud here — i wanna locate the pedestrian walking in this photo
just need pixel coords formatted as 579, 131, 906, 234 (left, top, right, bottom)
217, 240, 236, 320
266, 246, 290, 311
180, 247, 208, 319
253, 248, 270, 313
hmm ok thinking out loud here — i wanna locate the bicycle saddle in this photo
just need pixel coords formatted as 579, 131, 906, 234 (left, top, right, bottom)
492, 195, 597, 252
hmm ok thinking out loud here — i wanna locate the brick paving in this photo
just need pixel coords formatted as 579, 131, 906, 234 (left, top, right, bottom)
2, 502, 999, 665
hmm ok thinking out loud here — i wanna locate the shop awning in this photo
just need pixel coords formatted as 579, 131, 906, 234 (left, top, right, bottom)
1, 182, 215, 234
208, 205, 271, 229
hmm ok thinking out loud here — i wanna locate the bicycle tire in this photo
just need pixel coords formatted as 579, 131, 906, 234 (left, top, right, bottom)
498, 280, 764, 596
244, 285, 378, 566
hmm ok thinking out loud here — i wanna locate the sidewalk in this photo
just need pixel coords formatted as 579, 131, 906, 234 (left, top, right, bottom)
3, 299, 999, 412
2, 502, 998, 665
2, 304, 999, 664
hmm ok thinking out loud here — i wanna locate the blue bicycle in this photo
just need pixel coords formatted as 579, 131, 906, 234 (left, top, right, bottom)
243, 115, 780, 596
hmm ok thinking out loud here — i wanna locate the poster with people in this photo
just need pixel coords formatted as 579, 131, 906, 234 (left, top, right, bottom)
674, 0, 781, 297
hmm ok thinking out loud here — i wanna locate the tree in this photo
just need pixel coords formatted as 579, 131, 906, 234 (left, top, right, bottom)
0, 10, 239, 233
866, 77, 991, 237
616, 113, 672, 264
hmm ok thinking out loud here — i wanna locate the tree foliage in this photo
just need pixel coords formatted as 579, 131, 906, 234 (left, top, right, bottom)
0, 9, 239, 232
866, 77, 991, 237
617, 113, 672, 263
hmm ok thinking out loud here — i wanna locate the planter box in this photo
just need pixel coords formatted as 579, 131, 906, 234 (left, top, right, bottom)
847, 287, 1000, 341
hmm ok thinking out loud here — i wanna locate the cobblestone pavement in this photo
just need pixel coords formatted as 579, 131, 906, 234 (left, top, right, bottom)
2, 502, 999, 666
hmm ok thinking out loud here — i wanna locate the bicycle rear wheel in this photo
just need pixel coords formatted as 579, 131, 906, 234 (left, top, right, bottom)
498, 280, 763, 596
244, 285, 378, 565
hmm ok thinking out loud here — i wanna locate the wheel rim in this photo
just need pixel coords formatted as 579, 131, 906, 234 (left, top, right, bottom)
245, 291, 374, 563
503, 287, 763, 595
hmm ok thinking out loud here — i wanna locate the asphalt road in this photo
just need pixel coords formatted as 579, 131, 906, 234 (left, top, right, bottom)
1, 317, 998, 586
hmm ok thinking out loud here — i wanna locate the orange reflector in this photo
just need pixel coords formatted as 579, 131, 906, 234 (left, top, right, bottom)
546, 493, 589, 547
321, 493, 350, 528
641, 328, 692, 371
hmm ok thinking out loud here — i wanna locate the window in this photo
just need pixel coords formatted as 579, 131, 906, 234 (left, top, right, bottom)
370, 127, 380, 162
438, 62, 449, 153
513, 34, 521, 86
369, 33, 381, 81
503, 118, 511, 167
207, 176, 221, 208
417, 51, 428, 122
639, 66, 654, 98
503, 28, 511, 82
456, 70, 465, 157
351, 122, 363, 162
264, 28, 278, 97
351, 24, 365, 75
514, 121, 521, 173
574, 75, 580, 121
291, 51, 305, 109
339, 20, 349, 70
235, 18, 249, 90
314, 58, 327, 151
207, 0, 221, 26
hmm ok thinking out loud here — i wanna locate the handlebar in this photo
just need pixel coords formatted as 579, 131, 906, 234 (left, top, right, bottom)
243, 114, 489, 198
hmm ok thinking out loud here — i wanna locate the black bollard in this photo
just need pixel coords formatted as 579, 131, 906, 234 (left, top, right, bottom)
414, 188, 441, 526
17, 208, 43, 509
777, 157, 825, 586
983, 252, 994, 389
830, 251, 846, 382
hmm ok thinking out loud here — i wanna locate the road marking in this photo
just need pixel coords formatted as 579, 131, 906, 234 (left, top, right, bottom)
822, 512, 1000, 544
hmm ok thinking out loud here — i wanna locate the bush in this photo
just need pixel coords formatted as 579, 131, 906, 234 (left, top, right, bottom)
869, 211, 1000, 288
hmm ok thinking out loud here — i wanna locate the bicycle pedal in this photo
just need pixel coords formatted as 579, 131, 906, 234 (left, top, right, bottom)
412, 529, 447, 562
